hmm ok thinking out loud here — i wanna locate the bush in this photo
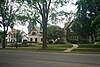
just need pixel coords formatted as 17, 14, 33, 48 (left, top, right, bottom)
78, 44, 100, 48
79, 40, 89, 44
94, 42, 100, 45
38, 43, 42, 45
22, 40, 28, 45
55, 39, 65, 44
68, 40, 78, 44
7, 42, 29, 47
48, 41, 53, 44
28, 41, 37, 43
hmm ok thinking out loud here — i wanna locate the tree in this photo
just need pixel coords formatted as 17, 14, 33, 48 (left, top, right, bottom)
17, 0, 70, 48
0, 0, 24, 48
47, 25, 64, 43
0, 30, 3, 44
16, 30, 23, 43
92, 13, 100, 41
0, 0, 15, 48
15, 30, 24, 48
0, 30, 3, 38
71, 0, 100, 42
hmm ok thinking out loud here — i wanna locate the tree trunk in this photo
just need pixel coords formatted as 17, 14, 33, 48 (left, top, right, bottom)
2, 24, 8, 48
42, 10, 47, 49
2, 31, 6, 48
42, 23, 47, 49
42, 0, 48, 49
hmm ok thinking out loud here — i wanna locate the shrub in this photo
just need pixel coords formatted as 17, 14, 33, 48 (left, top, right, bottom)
78, 44, 100, 48
94, 42, 100, 45
48, 41, 53, 44
55, 39, 65, 44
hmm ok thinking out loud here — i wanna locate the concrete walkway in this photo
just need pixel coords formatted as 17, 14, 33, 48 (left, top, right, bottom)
64, 44, 78, 53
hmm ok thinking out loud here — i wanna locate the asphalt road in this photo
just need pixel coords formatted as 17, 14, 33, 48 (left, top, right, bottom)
0, 50, 100, 67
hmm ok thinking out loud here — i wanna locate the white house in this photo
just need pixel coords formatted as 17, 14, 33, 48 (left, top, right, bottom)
7, 29, 17, 42
7, 29, 29, 43
28, 26, 43, 43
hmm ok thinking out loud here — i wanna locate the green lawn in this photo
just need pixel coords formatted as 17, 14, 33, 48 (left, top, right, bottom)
72, 48, 100, 54
1, 44, 100, 53
77, 44, 100, 48
72, 44, 100, 53
0, 44, 72, 53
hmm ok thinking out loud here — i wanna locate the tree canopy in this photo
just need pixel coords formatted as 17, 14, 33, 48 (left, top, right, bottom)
0, 0, 74, 48
0, 0, 16, 48
17, 0, 71, 48
47, 25, 64, 43
71, 0, 100, 42
0, 0, 25, 48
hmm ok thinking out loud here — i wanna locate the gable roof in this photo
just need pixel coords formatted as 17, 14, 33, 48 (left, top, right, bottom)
29, 26, 42, 33
32, 27, 37, 31
64, 21, 73, 30
28, 26, 43, 35
7, 29, 17, 35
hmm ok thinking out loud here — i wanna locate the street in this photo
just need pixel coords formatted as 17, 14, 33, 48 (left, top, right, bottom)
0, 50, 100, 67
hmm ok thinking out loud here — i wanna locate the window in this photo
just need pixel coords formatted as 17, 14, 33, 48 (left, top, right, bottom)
30, 38, 33, 42
35, 38, 37, 42
41, 38, 43, 41
40, 32, 42, 34
32, 32, 36, 35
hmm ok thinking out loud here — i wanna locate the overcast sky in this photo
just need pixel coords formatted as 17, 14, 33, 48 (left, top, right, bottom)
53, 0, 77, 28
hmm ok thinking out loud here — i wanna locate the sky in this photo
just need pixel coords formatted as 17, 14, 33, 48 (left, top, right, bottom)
53, 0, 77, 28
0, 0, 77, 34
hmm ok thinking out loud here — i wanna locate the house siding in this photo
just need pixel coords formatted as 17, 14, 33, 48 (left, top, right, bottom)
29, 35, 42, 43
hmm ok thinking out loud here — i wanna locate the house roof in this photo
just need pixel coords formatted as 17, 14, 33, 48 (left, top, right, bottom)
28, 26, 43, 35
32, 28, 37, 31
64, 21, 73, 30
7, 29, 17, 35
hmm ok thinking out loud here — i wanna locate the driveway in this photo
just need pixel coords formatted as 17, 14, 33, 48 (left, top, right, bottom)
0, 50, 100, 67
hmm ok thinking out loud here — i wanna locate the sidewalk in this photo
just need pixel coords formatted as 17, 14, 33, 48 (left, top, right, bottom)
64, 44, 78, 53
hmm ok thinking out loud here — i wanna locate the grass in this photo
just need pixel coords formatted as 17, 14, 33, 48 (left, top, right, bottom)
48, 44, 72, 49
72, 48, 100, 54
71, 44, 100, 53
77, 44, 100, 48
0, 44, 72, 53
1, 43, 100, 53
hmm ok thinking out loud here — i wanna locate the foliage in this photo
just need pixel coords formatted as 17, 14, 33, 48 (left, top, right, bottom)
73, 48, 100, 53
71, 20, 83, 35
47, 25, 64, 43
77, 44, 100, 48
0, 0, 22, 48
94, 42, 100, 45
0, 0, 16, 28
92, 13, 100, 41
71, 0, 100, 43
0, 44, 72, 53
96, 28, 100, 41
16, 30, 24, 43
0, 30, 3, 38
16, 0, 71, 48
